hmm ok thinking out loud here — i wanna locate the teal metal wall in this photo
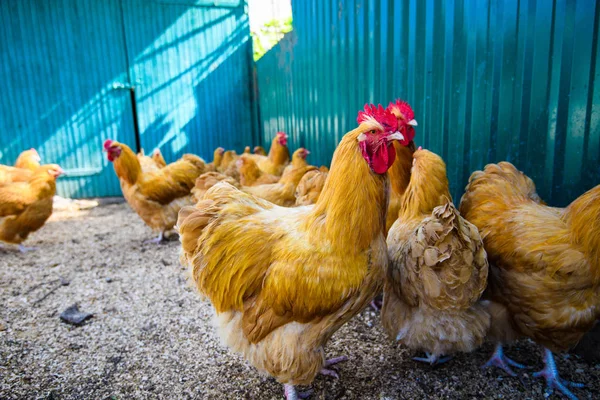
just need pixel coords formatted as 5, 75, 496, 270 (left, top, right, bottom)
0, 0, 255, 198
257, 0, 600, 206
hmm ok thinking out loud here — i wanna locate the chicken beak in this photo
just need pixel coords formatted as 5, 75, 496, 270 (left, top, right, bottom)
408, 119, 418, 127
387, 131, 405, 142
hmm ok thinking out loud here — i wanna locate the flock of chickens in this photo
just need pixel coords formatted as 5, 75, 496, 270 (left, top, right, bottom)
1, 99, 599, 400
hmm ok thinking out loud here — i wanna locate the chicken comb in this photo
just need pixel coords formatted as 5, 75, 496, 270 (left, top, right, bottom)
387, 99, 415, 122
276, 131, 288, 138
103, 139, 113, 150
357, 104, 398, 133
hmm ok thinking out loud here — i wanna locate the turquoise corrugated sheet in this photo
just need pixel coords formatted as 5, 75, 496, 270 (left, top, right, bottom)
0, 0, 255, 198
257, 0, 600, 206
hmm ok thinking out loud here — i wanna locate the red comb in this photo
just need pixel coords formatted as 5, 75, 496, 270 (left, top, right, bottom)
387, 99, 415, 122
103, 139, 113, 150
357, 104, 398, 132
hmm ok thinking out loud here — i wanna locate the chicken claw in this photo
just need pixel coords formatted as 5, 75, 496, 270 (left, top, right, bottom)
319, 356, 348, 379
144, 232, 165, 244
533, 348, 584, 400
413, 352, 453, 365
18, 244, 38, 253
283, 384, 312, 400
481, 343, 526, 377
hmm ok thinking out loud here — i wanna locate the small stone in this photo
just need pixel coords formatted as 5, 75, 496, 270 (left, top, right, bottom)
0, 322, 6, 331
59, 304, 93, 326
161, 259, 171, 266
105, 277, 113, 283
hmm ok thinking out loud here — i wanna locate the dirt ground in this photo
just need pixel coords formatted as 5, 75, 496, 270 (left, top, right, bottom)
1, 202, 598, 400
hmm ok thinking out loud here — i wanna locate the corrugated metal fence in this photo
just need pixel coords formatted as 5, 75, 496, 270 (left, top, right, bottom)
257, 0, 600, 206
0, 0, 256, 198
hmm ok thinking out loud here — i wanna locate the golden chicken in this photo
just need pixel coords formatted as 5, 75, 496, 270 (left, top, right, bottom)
253, 146, 267, 156
0, 164, 64, 252
246, 132, 290, 176
460, 162, 600, 400
294, 169, 328, 206
236, 155, 279, 186
191, 172, 239, 203
242, 165, 316, 207
137, 149, 166, 173
382, 149, 489, 365
203, 147, 224, 172
0, 148, 43, 184
281, 148, 310, 177
104, 139, 206, 243
243, 146, 251, 154
177, 104, 405, 399
385, 99, 418, 234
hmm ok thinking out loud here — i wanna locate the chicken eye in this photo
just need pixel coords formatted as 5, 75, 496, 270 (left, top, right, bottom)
370, 130, 376, 134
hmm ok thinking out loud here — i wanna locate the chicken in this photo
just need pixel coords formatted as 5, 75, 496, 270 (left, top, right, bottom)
242, 165, 316, 207
191, 172, 240, 203
236, 155, 279, 186
206, 147, 225, 172
0, 148, 43, 184
385, 99, 418, 234
253, 146, 267, 156
220, 150, 238, 171
137, 149, 166, 173
382, 149, 490, 365
177, 104, 405, 399
0, 164, 64, 252
15, 149, 42, 170
103, 140, 206, 243
281, 148, 310, 177
243, 146, 251, 154
246, 132, 290, 176
459, 162, 600, 400
319, 165, 329, 173
294, 169, 328, 206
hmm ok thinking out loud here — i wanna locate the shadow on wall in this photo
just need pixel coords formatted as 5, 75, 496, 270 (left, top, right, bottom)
0, 0, 253, 198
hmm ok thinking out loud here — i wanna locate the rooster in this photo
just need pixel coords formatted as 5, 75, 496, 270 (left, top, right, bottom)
104, 140, 206, 243
0, 164, 64, 252
382, 149, 489, 365
177, 104, 406, 399
460, 162, 600, 400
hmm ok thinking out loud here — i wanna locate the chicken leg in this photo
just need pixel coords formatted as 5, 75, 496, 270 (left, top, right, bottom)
320, 356, 348, 379
533, 348, 584, 400
481, 343, 527, 376
413, 352, 453, 365
18, 244, 37, 253
283, 357, 348, 399
144, 231, 164, 244
283, 385, 312, 400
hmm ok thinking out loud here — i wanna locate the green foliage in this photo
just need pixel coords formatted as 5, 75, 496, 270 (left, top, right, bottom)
251, 16, 292, 61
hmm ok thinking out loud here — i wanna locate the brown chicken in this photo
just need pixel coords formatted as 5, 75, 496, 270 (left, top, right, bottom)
253, 146, 267, 156
382, 149, 489, 365
177, 104, 404, 399
243, 146, 251, 154
191, 172, 240, 203
282, 148, 310, 177
104, 140, 206, 243
0, 164, 64, 252
0, 148, 43, 184
460, 162, 600, 400
294, 169, 328, 206
236, 155, 279, 186
246, 132, 290, 176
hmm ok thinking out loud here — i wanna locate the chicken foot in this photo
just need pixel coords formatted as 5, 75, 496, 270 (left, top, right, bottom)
283, 384, 312, 400
320, 356, 349, 379
18, 244, 37, 253
413, 352, 453, 365
144, 231, 165, 244
481, 343, 526, 377
533, 348, 584, 400
283, 357, 348, 399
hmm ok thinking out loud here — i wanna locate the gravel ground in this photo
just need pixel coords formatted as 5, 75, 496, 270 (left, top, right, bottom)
1, 202, 599, 400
